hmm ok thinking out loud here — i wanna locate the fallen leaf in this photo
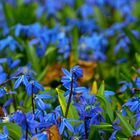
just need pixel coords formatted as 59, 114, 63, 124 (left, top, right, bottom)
129, 136, 140, 140
41, 64, 64, 85
47, 125, 61, 140
78, 60, 97, 83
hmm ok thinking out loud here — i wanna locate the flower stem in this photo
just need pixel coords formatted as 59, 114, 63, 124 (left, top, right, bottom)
65, 73, 73, 118
31, 85, 35, 114
84, 117, 88, 139
31, 85, 37, 133
25, 118, 28, 140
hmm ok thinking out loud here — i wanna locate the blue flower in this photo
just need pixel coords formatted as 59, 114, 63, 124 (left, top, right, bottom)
2, 98, 13, 116
0, 88, 15, 99
78, 33, 108, 61
109, 119, 121, 140
134, 77, 140, 88
64, 86, 88, 97
133, 128, 140, 136
70, 65, 83, 79
0, 65, 7, 84
61, 68, 78, 89
0, 126, 8, 140
114, 39, 129, 55
119, 81, 133, 93
0, 88, 6, 98
7, 58, 20, 69
14, 75, 29, 89
122, 97, 140, 114
104, 90, 115, 102
74, 94, 104, 124
134, 113, 140, 128
10, 110, 40, 138
78, 4, 94, 19
14, 23, 42, 38
45, 0, 63, 17
61, 65, 83, 89
0, 58, 7, 64
44, 106, 62, 125
34, 93, 52, 111
115, 57, 128, 64
0, 36, 22, 51
26, 80, 44, 96
32, 132, 48, 140
59, 118, 74, 134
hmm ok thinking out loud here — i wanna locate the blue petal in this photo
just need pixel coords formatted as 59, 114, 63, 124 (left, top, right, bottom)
3, 98, 13, 107
36, 93, 52, 99
3, 126, 8, 136
32, 132, 48, 140
14, 76, 23, 89
64, 119, 74, 133
23, 76, 29, 87
59, 120, 65, 134
75, 87, 87, 93
62, 68, 71, 78
26, 83, 32, 96
34, 81, 44, 91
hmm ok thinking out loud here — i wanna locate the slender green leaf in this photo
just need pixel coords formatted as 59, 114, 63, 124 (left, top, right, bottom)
56, 88, 79, 119
97, 94, 114, 122
89, 127, 101, 140
89, 122, 113, 140
116, 112, 133, 137
97, 81, 114, 122
0, 123, 22, 139
117, 138, 128, 140
71, 26, 79, 63
98, 81, 104, 95
123, 28, 140, 53
94, 6, 107, 28
90, 122, 113, 130
45, 46, 56, 56
25, 44, 40, 73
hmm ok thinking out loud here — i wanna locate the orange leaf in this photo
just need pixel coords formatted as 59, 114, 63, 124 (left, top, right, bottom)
78, 60, 97, 83
41, 64, 64, 85
47, 125, 61, 140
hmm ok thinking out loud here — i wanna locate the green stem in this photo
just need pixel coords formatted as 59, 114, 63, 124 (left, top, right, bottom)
31, 85, 37, 133
65, 73, 73, 118
84, 117, 88, 139
31, 85, 35, 114
25, 118, 28, 140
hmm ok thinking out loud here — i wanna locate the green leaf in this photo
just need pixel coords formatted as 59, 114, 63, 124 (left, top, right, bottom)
123, 28, 140, 53
117, 138, 128, 140
56, 88, 79, 119
71, 26, 79, 63
0, 123, 22, 139
63, 6, 76, 19
89, 123, 113, 140
98, 81, 104, 95
97, 94, 114, 122
25, 44, 40, 73
116, 112, 133, 137
120, 73, 135, 86
94, 6, 107, 28
1, 1, 14, 26
45, 46, 57, 56
96, 81, 114, 122
89, 128, 101, 140
90, 122, 113, 130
